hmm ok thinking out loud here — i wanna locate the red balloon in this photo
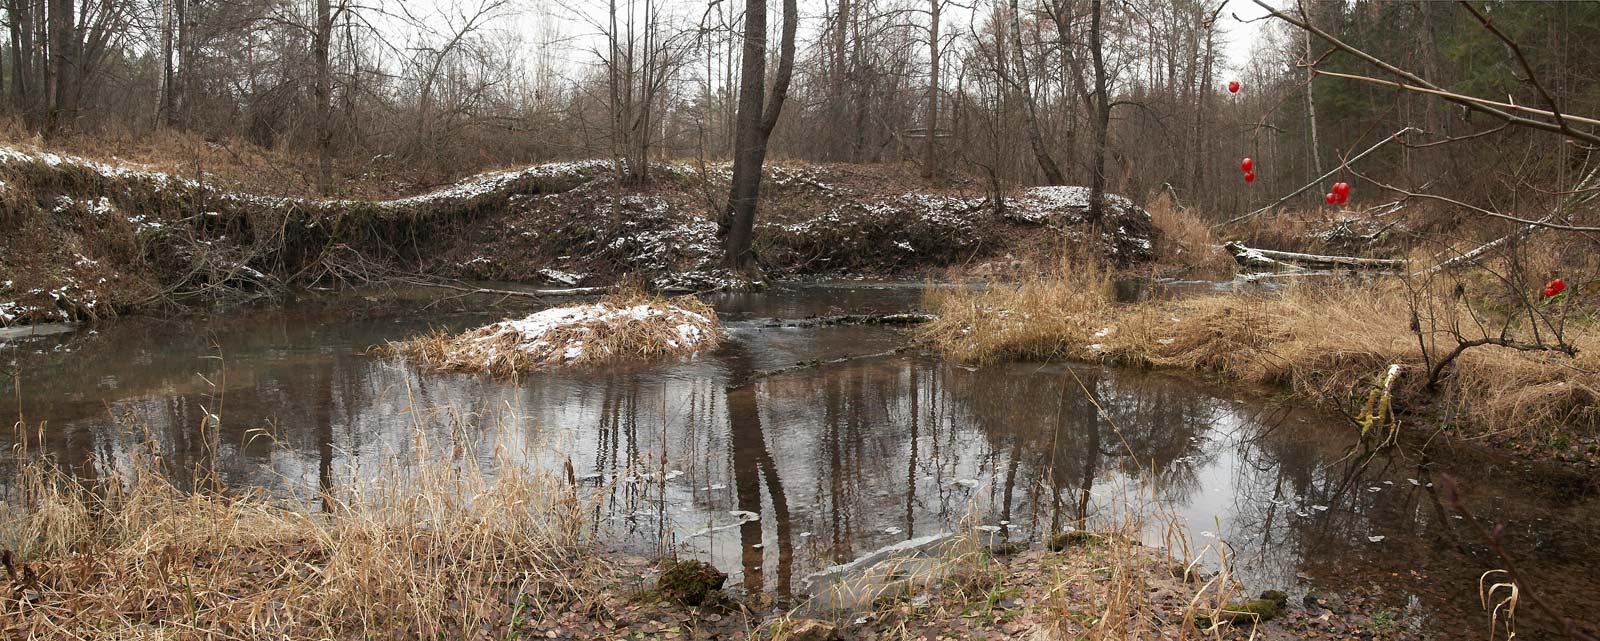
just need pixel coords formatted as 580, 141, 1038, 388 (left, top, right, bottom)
1228, 80, 1241, 93
1333, 182, 1351, 196
1325, 193, 1337, 204
1544, 278, 1566, 297
1241, 157, 1254, 172
1244, 171, 1256, 183
1336, 192, 1349, 204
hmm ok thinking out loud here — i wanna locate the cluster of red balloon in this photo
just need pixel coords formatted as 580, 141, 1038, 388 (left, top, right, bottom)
1324, 181, 1351, 205
1231, 81, 1251, 184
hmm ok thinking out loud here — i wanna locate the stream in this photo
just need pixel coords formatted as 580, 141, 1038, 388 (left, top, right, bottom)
2, 281, 1596, 636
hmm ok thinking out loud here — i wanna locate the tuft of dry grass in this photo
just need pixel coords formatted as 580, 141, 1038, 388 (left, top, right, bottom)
384, 291, 721, 375
0, 429, 603, 640
1146, 192, 1231, 274
920, 255, 1118, 363
921, 260, 1600, 441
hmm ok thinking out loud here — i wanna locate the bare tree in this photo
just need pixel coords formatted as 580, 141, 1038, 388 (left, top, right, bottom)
313, 0, 347, 193
720, 0, 799, 272
1085, 0, 1108, 227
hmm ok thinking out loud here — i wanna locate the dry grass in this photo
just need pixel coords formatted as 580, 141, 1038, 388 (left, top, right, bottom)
1146, 192, 1231, 274
921, 259, 1600, 441
0, 126, 428, 198
0, 429, 603, 640
921, 255, 1119, 363
384, 291, 721, 375
805, 476, 1329, 640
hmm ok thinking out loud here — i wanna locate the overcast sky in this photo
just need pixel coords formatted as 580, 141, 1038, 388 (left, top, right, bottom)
386, 0, 1278, 88
1220, 0, 1274, 73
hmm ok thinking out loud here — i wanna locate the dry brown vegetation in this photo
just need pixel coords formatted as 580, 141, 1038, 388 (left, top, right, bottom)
1145, 192, 1231, 274
0, 431, 610, 639
920, 257, 1600, 444
383, 292, 721, 375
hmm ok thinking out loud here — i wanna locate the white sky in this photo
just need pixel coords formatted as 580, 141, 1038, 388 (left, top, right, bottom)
1219, 0, 1275, 76
386, 0, 1279, 88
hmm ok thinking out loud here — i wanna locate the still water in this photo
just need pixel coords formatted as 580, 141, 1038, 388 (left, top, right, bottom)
2, 281, 1595, 636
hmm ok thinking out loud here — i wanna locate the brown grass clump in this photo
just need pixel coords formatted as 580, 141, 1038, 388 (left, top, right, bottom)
920, 256, 1117, 363
1145, 191, 1231, 274
0, 433, 602, 640
921, 262, 1600, 441
386, 291, 721, 375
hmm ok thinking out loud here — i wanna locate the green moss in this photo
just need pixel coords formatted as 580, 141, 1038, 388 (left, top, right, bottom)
1221, 597, 1285, 623
656, 559, 726, 606
1048, 531, 1103, 551
1193, 591, 1288, 628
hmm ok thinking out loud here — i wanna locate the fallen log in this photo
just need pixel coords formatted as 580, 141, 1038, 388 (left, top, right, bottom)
737, 347, 915, 384
1418, 166, 1600, 276
397, 278, 616, 299
748, 313, 937, 329
1223, 241, 1405, 271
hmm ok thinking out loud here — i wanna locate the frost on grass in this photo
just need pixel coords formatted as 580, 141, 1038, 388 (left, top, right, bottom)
388, 295, 720, 375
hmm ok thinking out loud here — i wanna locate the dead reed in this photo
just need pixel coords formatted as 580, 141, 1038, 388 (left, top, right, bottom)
0, 426, 602, 640
920, 260, 1600, 441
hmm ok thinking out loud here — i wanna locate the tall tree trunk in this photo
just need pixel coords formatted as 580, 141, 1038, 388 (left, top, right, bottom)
1192, 12, 1216, 201
923, 0, 940, 178
850, 5, 866, 162
314, 0, 335, 194
175, 0, 189, 128
44, 0, 73, 137
720, 0, 798, 273
1087, 0, 1109, 229
831, 0, 849, 160
7, 0, 37, 125
607, 0, 623, 176
160, 0, 176, 126
1304, 22, 1322, 176
1009, 0, 1064, 185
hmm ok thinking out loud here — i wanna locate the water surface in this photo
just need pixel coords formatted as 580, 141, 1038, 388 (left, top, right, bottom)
2, 281, 1595, 636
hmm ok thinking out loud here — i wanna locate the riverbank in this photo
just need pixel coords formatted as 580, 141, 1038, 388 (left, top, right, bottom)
0, 142, 1155, 328
6, 279, 1594, 638
918, 259, 1600, 467
0, 449, 1418, 641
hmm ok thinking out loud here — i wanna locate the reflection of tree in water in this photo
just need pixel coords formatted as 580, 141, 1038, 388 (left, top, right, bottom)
1216, 404, 1433, 593
721, 339, 794, 597
1091, 370, 1228, 498
941, 364, 1220, 534
740, 356, 1000, 575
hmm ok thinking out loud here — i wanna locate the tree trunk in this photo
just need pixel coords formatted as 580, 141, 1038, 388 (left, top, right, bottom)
1304, 23, 1322, 176
160, 0, 176, 127
1009, 0, 1064, 185
720, 0, 798, 273
923, 0, 940, 178
175, 0, 189, 128
45, 0, 74, 137
1087, 0, 1109, 229
314, 0, 335, 194
9, 0, 38, 125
